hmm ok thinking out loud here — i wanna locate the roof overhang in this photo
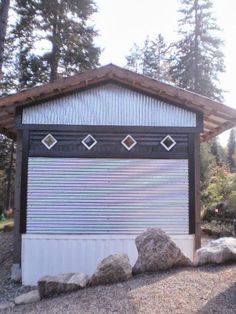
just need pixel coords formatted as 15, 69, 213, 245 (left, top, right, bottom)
0, 64, 236, 141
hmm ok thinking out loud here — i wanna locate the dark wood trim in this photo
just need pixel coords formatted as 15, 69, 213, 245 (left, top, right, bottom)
19, 130, 29, 234
15, 107, 22, 129
194, 133, 201, 249
17, 123, 202, 134
196, 111, 203, 133
29, 151, 189, 159
13, 131, 23, 263
28, 129, 189, 159
188, 133, 196, 234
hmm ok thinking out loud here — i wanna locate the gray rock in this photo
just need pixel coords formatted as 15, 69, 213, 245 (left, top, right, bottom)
38, 272, 89, 299
133, 228, 191, 275
195, 237, 236, 265
11, 263, 21, 282
90, 253, 132, 286
67, 273, 89, 288
0, 301, 15, 310
14, 290, 40, 305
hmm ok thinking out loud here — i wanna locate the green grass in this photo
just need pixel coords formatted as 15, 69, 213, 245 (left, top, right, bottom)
0, 218, 14, 231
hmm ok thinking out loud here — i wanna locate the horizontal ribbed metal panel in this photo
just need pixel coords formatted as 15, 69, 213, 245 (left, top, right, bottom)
27, 157, 189, 234
22, 84, 196, 127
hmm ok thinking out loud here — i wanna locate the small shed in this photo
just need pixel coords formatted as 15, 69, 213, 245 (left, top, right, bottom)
0, 64, 236, 285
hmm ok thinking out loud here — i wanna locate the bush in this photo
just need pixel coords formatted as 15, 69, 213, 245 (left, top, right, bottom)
203, 201, 235, 222
227, 191, 236, 219
201, 167, 233, 211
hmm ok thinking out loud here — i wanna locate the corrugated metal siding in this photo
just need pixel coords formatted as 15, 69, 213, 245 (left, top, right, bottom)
22, 84, 196, 127
27, 158, 189, 234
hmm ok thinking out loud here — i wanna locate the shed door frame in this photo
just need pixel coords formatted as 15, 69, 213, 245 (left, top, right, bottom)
19, 127, 198, 237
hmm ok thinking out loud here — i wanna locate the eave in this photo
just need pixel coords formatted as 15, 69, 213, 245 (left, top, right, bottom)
0, 64, 235, 141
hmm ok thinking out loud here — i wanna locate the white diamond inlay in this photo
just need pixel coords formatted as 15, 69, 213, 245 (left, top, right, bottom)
82, 134, 97, 150
121, 135, 137, 151
41, 133, 57, 150
160, 135, 176, 151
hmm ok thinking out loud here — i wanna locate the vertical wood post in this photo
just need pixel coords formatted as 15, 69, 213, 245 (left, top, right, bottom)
13, 131, 22, 264
194, 133, 201, 250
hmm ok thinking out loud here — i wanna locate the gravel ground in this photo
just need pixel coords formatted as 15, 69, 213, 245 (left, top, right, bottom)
0, 231, 236, 313
2, 264, 236, 314
0, 231, 33, 305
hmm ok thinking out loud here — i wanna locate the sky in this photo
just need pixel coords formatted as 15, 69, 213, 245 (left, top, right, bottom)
92, 0, 236, 145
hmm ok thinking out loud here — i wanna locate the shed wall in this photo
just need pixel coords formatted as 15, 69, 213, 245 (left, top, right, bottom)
22, 84, 196, 127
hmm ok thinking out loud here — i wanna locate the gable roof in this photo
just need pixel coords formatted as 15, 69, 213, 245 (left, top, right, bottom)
0, 63, 236, 141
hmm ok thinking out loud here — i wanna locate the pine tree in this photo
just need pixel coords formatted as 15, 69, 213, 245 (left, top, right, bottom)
0, 0, 10, 79
37, 0, 100, 82
2, 0, 101, 91
170, 0, 225, 101
126, 34, 172, 81
210, 137, 227, 167
172, 0, 226, 209
126, 43, 144, 74
10, 0, 48, 90
0, 135, 15, 213
227, 128, 236, 173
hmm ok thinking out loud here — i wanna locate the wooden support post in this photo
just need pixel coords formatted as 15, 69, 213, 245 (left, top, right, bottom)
194, 133, 201, 250
13, 131, 22, 264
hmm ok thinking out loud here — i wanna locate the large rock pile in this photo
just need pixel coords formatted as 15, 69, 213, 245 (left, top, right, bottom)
13, 228, 194, 305
133, 227, 191, 274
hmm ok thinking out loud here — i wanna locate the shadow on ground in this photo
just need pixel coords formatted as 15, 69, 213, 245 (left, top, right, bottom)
197, 282, 236, 314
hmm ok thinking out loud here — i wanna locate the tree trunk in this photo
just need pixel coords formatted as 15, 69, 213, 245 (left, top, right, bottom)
0, 0, 10, 79
193, 0, 199, 92
49, 4, 59, 82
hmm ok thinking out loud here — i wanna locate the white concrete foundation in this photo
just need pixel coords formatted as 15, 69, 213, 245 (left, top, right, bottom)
22, 234, 195, 285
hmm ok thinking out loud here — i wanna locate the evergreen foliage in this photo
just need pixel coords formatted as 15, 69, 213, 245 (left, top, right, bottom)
170, 0, 225, 101
0, 135, 15, 213
126, 34, 172, 81
0, 0, 10, 79
2, 0, 101, 92
210, 137, 227, 167
227, 128, 236, 173
200, 142, 216, 192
